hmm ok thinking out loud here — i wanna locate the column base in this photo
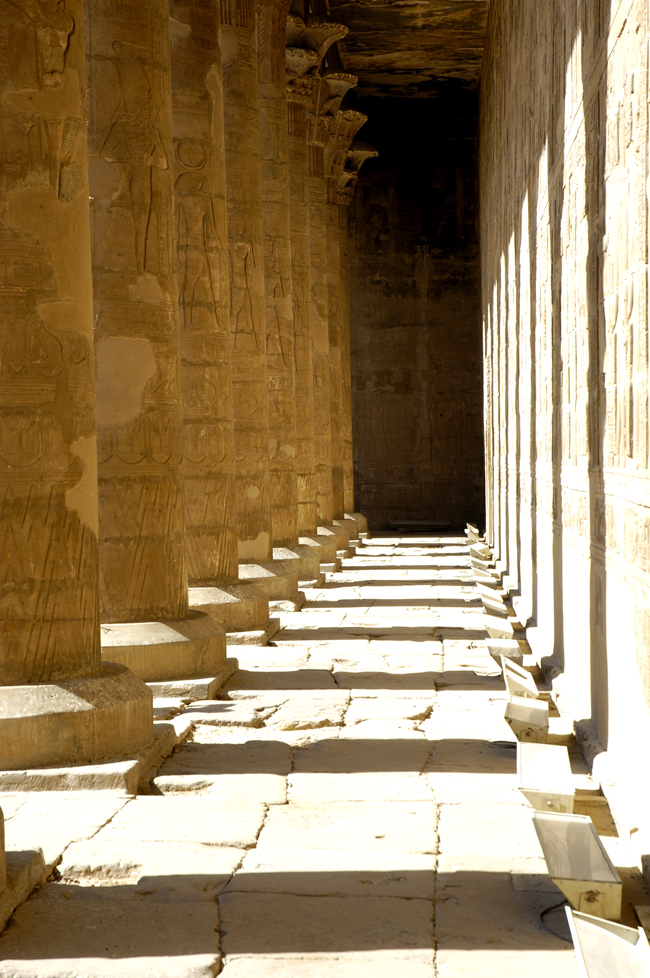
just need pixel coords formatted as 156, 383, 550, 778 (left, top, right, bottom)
273, 545, 322, 587
345, 511, 370, 540
334, 516, 361, 546
146, 657, 239, 700
299, 535, 338, 574
0, 663, 153, 772
101, 610, 227, 684
238, 559, 300, 603
224, 617, 281, 646
188, 584, 279, 646
317, 523, 354, 558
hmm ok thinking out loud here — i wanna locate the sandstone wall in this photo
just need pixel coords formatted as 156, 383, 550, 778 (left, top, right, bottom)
481, 0, 650, 861
349, 97, 484, 529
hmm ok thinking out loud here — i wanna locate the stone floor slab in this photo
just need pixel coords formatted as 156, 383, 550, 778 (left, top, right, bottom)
288, 772, 433, 803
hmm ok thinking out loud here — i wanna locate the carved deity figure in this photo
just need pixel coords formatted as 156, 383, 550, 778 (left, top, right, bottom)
100, 40, 168, 276
175, 170, 219, 331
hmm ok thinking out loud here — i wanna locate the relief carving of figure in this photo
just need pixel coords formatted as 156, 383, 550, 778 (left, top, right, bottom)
100, 40, 168, 276
175, 169, 220, 331
231, 238, 258, 350
1, 0, 73, 93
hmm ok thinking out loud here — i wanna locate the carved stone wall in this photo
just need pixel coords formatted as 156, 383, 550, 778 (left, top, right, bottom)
349, 97, 484, 529
481, 0, 650, 816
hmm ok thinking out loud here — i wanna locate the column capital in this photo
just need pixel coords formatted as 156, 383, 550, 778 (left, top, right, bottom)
323, 109, 368, 181
319, 71, 358, 117
338, 141, 378, 205
286, 14, 348, 63
286, 46, 320, 104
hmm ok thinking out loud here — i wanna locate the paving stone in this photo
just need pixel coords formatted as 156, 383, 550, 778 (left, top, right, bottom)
219, 955, 435, 977
340, 719, 426, 739
288, 773, 433, 803
94, 797, 266, 848
154, 773, 287, 805
334, 671, 437, 691
227, 846, 435, 897
345, 698, 433, 724
256, 802, 437, 854
180, 700, 274, 727
0, 884, 220, 978
2, 793, 130, 872
219, 892, 433, 956
60, 840, 243, 891
222, 670, 337, 690
292, 738, 432, 773
436, 949, 578, 977
158, 740, 293, 775
266, 691, 350, 730
437, 802, 539, 861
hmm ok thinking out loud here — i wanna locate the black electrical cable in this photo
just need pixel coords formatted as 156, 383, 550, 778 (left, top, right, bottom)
539, 898, 572, 942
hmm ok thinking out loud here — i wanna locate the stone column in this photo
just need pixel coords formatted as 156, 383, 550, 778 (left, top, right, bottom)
338, 143, 377, 541
0, 0, 152, 770
169, 0, 273, 644
87, 0, 229, 687
221, 0, 299, 608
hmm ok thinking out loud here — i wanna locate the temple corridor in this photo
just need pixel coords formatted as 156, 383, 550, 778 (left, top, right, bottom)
0, 535, 648, 975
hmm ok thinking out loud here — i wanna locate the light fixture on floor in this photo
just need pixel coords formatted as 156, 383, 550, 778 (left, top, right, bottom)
505, 694, 549, 741
470, 544, 492, 561
487, 638, 523, 665
485, 614, 515, 639
565, 907, 650, 975
465, 523, 480, 542
533, 812, 622, 920
518, 741, 575, 813
501, 656, 539, 698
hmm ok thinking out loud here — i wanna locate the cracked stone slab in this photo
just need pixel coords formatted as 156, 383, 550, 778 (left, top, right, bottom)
153, 773, 287, 805
437, 802, 539, 862
266, 691, 350, 730
0, 884, 220, 978
59, 840, 243, 892
340, 720, 426, 739
179, 700, 275, 727
1, 793, 130, 872
256, 802, 438, 854
226, 846, 435, 898
221, 670, 337, 691
93, 797, 266, 848
292, 738, 432, 774
288, 773, 433, 803
345, 698, 433, 724
219, 892, 433, 956
157, 741, 293, 776
219, 955, 435, 977
334, 671, 437, 691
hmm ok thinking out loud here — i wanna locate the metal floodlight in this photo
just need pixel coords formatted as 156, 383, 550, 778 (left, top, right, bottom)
487, 639, 523, 665
505, 694, 549, 742
465, 523, 480, 542
485, 614, 515, 639
470, 544, 492, 560
479, 585, 509, 618
566, 908, 650, 978
517, 741, 574, 813
471, 556, 497, 573
533, 812, 622, 920
501, 655, 539, 698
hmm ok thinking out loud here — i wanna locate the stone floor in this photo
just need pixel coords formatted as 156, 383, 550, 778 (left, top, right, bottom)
1, 533, 649, 977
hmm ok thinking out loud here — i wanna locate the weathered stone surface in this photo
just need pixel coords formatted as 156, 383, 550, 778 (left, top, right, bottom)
156, 741, 293, 776
220, 956, 435, 977
94, 797, 265, 848
288, 772, 433, 802
228, 846, 435, 897
154, 773, 287, 805
0, 884, 221, 978
219, 892, 433, 955
256, 802, 437, 853
266, 691, 350, 729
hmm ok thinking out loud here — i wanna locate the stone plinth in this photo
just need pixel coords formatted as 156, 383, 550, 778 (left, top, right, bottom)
272, 546, 322, 586
317, 523, 352, 557
86, 0, 229, 688
238, 561, 300, 605
0, 808, 5, 893
259, 0, 299, 549
0, 0, 152, 771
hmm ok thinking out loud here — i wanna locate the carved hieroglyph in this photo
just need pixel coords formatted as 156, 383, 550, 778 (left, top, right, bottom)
286, 51, 318, 535
258, 0, 298, 548
221, 0, 272, 562
86, 0, 188, 622
323, 102, 365, 518
170, 0, 238, 587
338, 142, 377, 512
0, 0, 102, 684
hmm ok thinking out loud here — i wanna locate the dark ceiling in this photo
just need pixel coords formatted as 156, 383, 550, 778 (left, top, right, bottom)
328, 0, 488, 97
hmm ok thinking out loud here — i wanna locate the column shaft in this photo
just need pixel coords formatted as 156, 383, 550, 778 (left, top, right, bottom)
258, 0, 298, 548
87, 0, 187, 623
170, 0, 238, 588
287, 99, 318, 535
221, 0, 272, 563
338, 201, 354, 513
325, 174, 344, 517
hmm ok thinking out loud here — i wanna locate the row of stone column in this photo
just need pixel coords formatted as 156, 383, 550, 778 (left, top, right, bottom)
0, 0, 374, 772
